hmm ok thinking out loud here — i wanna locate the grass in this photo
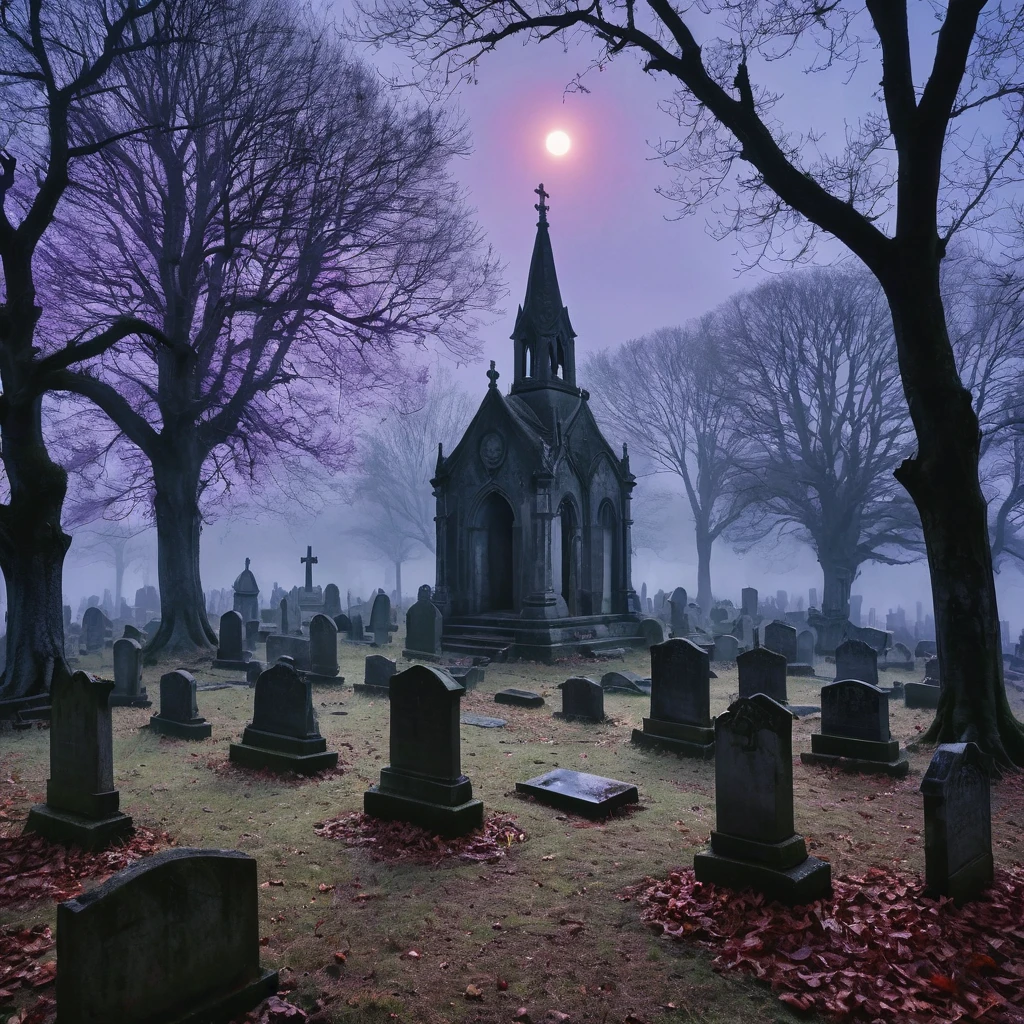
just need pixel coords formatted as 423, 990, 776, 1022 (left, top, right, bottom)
1, 634, 1023, 1024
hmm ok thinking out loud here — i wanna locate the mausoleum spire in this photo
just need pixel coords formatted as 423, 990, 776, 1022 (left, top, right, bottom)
511, 184, 577, 392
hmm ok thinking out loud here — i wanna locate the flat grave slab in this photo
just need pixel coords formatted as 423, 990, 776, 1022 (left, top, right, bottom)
786, 705, 821, 717
461, 714, 506, 729
905, 682, 940, 709
516, 768, 639, 819
495, 689, 544, 708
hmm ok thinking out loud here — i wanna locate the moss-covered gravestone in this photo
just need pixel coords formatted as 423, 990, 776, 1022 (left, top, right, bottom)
213, 610, 250, 671
364, 665, 483, 837
553, 677, 605, 722
694, 694, 831, 905
148, 670, 211, 740
921, 742, 994, 904
632, 638, 714, 758
56, 848, 277, 1024
834, 638, 878, 686
110, 637, 150, 708
229, 663, 338, 774
307, 613, 341, 683
25, 670, 133, 850
737, 646, 788, 704
800, 679, 908, 777
403, 585, 443, 659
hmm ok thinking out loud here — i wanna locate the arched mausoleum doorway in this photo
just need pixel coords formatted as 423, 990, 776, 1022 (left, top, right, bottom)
474, 492, 515, 613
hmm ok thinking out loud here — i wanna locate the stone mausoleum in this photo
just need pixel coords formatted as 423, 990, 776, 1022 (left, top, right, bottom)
431, 185, 644, 661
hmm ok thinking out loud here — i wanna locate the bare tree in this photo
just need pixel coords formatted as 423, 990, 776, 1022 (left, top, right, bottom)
724, 267, 922, 620
359, 0, 1024, 765
584, 316, 752, 613
42, 0, 500, 656
68, 518, 152, 614
0, 0, 173, 700
344, 369, 474, 603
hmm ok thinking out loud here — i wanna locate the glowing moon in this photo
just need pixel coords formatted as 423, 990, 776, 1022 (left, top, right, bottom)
545, 130, 571, 157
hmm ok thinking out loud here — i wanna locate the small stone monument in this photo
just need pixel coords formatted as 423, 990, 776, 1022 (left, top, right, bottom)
347, 611, 366, 643
404, 585, 444, 659
920, 742, 994, 904
791, 629, 815, 674
554, 677, 605, 723
364, 665, 484, 837
495, 688, 545, 708
81, 606, 110, 653
265, 634, 311, 671
915, 640, 937, 659
25, 670, 133, 850
632, 638, 714, 758
600, 670, 650, 694
122, 624, 145, 643
232, 558, 260, 623
763, 620, 798, 664
279, 598, 289, 637
800, 679, 908, 777
668, 587, 689, 637
56, 848, 277, 1024
369, 590, 394, 646
213, 610, 250, 671
713, 635, 739, 662
834, 638, 878, 686
737, 646, 788, 704
229, 663, 338, 774
110, 637, 150, 707
355, 654, 397, 696
148, 670, 211, 740
693, 694, 831, 904
886, 641, 915, 670
307, 613, 341, 682
741, 587, 759, 619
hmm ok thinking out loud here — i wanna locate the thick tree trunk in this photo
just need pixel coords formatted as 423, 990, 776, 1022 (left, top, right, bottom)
394, 560, 403, 612
819, 557, 854, 620
694, 527, 713, 615
886, 263, 1024, 768
0, 399, 71, 700
146, 453, 216, 659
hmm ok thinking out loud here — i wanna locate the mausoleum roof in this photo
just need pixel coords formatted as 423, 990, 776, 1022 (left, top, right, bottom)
232, 558, 260, 595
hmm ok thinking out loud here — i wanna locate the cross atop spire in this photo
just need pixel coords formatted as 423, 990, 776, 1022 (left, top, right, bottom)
534, 183, 549, 225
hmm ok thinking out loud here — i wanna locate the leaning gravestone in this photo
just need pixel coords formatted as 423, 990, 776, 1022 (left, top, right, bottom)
369, 591, 393, 646
638, 617, 667, 648
81, 606, 110, 654
834, 638, 878, 687
56, 848, 277, 1024
801, 679, 908, 777
149, 670, 211, 740
110, 637, 150, 707
307, 614, 341, 682
764, 620, 798, 664
920, 742, 994, 904
449, 665, 484, 690
364, 665, 484, 837
632, 638, 714, 759
323, 583, 343, 618
495, 688, 545, 708
122, 624, 144, 643
737, 646, 788, 704
355, 654, 397, 696
229, 663, 338, 774
669, 587, 689, 637
713, 634, 739, 662
554, 677, 605, 723
404, 586, 443, 659
25, 670, 133, 850
694, 694, 831, 904
600, 670, 650, 694
213, 610, 250, 671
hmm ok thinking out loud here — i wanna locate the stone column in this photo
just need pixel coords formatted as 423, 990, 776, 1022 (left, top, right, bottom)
619, 448, 639, 615
431, 453, 451, 617
521, 471, 568, 620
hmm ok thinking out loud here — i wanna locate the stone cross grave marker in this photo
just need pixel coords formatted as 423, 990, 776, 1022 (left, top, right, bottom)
554, 677, 605, 722
737, 646, 788, 704
632, 637, 714, 758
229, 663, 338, 774
801, 679, 908, 777
56, 848, 277, 1024
920, 742, 994, 904
149, 670, 211, 740
693, 694, 831, 904
25, 669, 133, 850
300, 545, 318, 591
364, 665, 484, 836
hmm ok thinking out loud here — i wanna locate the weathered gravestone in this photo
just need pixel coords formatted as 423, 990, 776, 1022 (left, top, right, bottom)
404, 585, 443, 659
149, 670, 211, 740
905, 656, 941, 708
265, 634, 311, 672
495, 688, 545, 708
369, 591, 394, 646
713, 635, 739, 662
915, 640, 937, 659
516, 768, 638, 819
25, 670, 133, 850
229, 663, 338, 774
355, 654, 397, 696
737, 646, 788, 704
638, 617, 667, 648
554, 677, 605, 723
364, 665, 484, 836
347, 611, 368, 644
307, 613, 341, 682
449, 665, 484, 690
81, 606, 110, 654
601, 670, 651, 695
694, 694, 831, 904
109, 637, 150, 708
920, 742, 994, 904
213, 610, 250, 671
834, 638, 878, 687
793, 630, 816, 674
323, 583, 343, 618
232, 558, 260, 623
801, 679, 908, 777
334, 613, 351, 633
122, 624, 144, 643
669, 587, 689, 637
764, 620, 798, 664
741, 587, 759, 619
279, 598, 289, 637
632, 638, 714, 758
887, 641, 915, 670
56, 848, 277, 1024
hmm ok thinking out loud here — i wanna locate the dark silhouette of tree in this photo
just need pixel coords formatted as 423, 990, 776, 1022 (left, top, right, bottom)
44, 0, 500, 656
584, 317, 753, 614
360, 0, 1024, 765
0, 0, 172, 700
69, 519, 152, 614
723, 267, 921, 618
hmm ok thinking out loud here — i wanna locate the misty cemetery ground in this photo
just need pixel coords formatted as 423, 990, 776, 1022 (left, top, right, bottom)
1, 631, 1024, 1024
